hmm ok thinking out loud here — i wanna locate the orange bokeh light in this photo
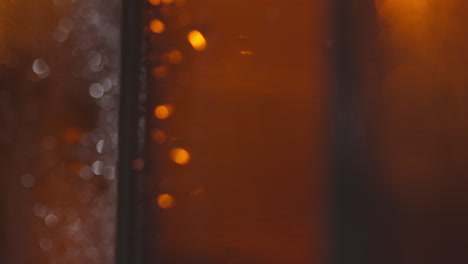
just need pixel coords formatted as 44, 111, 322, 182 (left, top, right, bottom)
154, 105, 172, 120
187, 30, 207, 51
169, 148, 190, 165
157, 194, 175, 209
149, 19, 165, 34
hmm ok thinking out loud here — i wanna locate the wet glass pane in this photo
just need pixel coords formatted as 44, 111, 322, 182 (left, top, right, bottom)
141, 1, 329, 263
0, 0, 120, 263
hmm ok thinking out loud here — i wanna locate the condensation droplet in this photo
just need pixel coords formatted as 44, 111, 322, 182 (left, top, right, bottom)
99, 95, 115, 110
34, 204, 48, 218
89, 83, 105, 98
103, 166, 116, 180
92, 160, 104, 175
58, 17, 74, 32
32, 59, 50, 78
21, 173, 35, 188
96, 140, 105, 153
39, 238, 53, 251
45, 214, 59, 227
79, 165, 93, 180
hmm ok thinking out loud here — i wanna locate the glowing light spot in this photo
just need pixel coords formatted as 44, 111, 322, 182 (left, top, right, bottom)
162, 0, 174, 4
149, 0, 161, 5
96, 139, 105, 153
63, 128, 84, 144
92, 160, 104, 175
240, 50, 254, 56
32, 59, 50, 78
151, 129, 167, 144
150, 19, 165, 34
188, 30, 207, 51
157, 193, 175, 209
168, 49, 183, 64
154, 105, 172, 120
170, 148, 190, 165
89, 83, 105, 98
152, 66, 168, 79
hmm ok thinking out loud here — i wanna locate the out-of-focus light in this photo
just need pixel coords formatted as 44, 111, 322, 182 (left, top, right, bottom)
154, 105, 172, 120
32, 59, 50, 78
152, 66, 168, 79
21, 173, 35, 188
63, 128, 84, 144
151, 129, 167, 144
168, 49, 183, 64
170, 147, 190, 165
79, 166, 93, 180
103, 166, 116, 180
89, 83, 105, 98
157, 193, 175, 208
92, 160, 104, 175
191, 187, 205, 196
188, 30, 207, 51
162, 0, 174, 4
149, 0, 161, 5
96, 139, 105, 153
240, 50, 254, 56
34, 204, 47, 218
45, 214, 59, 227
39, 238, 53, 251
150, 19, 165, 34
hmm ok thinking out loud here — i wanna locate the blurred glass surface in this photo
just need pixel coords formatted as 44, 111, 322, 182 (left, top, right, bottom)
0, 0, 120, 263
4, 0, 468, 264
142, 1, 329, 263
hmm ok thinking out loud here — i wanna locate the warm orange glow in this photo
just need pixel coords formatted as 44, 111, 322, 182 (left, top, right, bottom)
149, 19, 165, 34
170, 148, 190, 165
152, 66, 167, 79
157, 194, 175, 209
151, 129, 168, 144
188, 30, 207, 51
240, 50, 254, 56
190, 187, 205, 196
154, 105, 172, 120
168, 49, 183, 64
63, 128, 84, 144
162, 0, 174, 4
148, 0, 161, 5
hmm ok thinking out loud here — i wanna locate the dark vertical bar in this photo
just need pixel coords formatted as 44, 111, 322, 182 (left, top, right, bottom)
330, 1, 388, 264
116, 0, 144, 263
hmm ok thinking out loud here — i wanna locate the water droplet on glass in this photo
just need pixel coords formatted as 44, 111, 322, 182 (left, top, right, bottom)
89, 83, 105, 98
39, 237, 53, 251
103, 166, 115, 180
32, 59, 50, 78
45, 214, 59, 227
96, 140, 105, 153
21, 173, 35, 188
79, 166, 93, 180
92, 160, 104, 175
